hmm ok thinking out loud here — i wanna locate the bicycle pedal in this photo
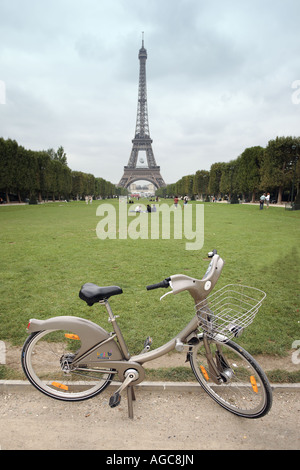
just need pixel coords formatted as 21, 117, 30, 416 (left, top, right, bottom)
109, 392, 121, 408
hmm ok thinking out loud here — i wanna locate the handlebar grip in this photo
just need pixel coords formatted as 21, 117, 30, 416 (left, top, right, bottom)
208, 249, 218, 258
146, 278, 171, 290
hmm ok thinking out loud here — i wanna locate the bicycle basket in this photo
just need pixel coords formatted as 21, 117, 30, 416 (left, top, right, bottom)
195, 284, 266, 342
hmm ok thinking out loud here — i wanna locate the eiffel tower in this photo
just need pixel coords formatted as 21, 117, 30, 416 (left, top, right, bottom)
118, 35, 166, 189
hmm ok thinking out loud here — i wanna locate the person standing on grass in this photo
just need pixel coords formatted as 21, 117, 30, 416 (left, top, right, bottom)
266, 193, 270, 208
260, 193, 266, 210
174, 196, 178, 208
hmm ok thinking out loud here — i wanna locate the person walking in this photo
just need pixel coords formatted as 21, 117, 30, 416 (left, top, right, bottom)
260, 193, 266, 210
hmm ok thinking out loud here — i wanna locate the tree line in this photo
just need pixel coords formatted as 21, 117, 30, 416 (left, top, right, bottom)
156, 136, 300, 204
0, 138, 127, 203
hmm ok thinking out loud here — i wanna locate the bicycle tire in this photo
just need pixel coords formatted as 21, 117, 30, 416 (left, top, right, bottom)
22, 330, 114, 401
189, 336, 272, 418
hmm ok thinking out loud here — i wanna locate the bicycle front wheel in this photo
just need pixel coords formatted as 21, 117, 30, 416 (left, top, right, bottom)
190, 336, 272, 418
22, 330, 113, 401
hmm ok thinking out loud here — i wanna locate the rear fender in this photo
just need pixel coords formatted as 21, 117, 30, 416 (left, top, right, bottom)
27, 316, 111, 358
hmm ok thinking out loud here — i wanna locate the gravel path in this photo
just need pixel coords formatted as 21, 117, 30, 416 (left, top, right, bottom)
0, 385, 299, 450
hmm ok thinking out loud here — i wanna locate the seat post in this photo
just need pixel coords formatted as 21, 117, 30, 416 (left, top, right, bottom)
103, 300, 130, 360
103, 299, 115, 322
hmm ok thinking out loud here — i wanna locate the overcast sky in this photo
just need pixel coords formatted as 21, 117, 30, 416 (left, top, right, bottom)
1, 0, 299, 185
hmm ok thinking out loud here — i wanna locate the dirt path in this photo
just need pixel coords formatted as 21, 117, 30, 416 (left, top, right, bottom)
1, 344, 299, 450
0, 386, 299, 450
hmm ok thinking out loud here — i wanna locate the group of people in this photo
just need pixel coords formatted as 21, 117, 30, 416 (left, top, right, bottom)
259, 192, 270, 209
85, 195, 93, 204
134, 204, 157, 213
174, 196, 188, 208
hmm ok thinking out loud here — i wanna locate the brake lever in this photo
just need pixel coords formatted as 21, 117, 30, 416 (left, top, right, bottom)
160, 290, 173, 301
160, 280, 173, 300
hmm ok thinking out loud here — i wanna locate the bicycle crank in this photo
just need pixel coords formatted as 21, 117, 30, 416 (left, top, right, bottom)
109, 368, 139, 409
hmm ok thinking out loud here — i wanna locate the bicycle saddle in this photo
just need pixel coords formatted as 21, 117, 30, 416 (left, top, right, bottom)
79, 282, 123, 306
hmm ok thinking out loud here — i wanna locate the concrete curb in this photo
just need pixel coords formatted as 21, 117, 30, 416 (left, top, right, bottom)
0, 380, 299, 394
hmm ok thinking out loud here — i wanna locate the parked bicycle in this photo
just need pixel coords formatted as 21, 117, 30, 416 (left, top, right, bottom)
21, 250, 272, 419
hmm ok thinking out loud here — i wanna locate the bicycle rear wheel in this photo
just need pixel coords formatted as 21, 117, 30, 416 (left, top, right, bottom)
190, 336, 272, 418
22, 330, 113, 401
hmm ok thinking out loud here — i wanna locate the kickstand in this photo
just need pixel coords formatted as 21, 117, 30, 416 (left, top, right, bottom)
127, 386, 136, 419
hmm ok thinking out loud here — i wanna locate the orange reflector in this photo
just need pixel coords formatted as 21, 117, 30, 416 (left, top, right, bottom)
250, 375, 258, 393
65, 333, 80, 340
52, 382, 68, 391
200, 365, 209, 381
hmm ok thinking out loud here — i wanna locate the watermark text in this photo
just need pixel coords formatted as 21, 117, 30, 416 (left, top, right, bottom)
96, 198, 204, 251
291, 80, 300, 104
292, 340, 300, 364
0, 341, 6, 364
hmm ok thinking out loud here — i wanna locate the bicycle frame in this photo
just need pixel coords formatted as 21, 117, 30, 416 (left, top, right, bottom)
26, 254, 224, 417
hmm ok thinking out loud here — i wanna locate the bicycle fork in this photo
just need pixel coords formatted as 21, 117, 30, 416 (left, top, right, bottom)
200, 335, 234, 384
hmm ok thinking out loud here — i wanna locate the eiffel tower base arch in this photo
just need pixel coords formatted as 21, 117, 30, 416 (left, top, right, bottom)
118, 166, 166, 189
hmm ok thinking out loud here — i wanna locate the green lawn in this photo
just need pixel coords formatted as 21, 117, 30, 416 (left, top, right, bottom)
0, 199, 299, 362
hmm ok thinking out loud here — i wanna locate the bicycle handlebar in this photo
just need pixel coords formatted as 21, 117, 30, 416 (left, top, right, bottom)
146, 249, 222, 303
146, 278, 171, 290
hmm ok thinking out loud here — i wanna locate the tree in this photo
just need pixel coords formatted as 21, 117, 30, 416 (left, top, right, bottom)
55, 146, 67, 166
236, 146, 264, 202
47, 146, 68, 166
260, 136, 300, 204
84, 173, 95, 197
34, 151, 53, 202
15, 146, 38, 201
193, 170, 210, 200
52, 159, 72, 200
0, 138, 18, 202
96, 177, 110, 198
208, 162, 226, 197
72, 171, 85, 200
174, 174, 194, 197
219, 160, 240, 200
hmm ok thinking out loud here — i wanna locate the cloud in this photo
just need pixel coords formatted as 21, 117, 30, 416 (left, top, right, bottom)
1, 0, 300, 184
